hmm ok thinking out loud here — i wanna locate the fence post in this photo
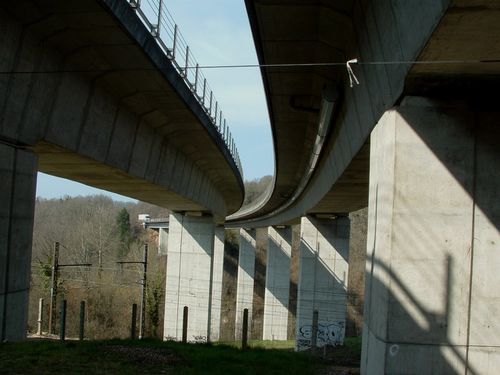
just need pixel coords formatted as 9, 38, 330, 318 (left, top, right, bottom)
37, 298, 44, 336
311, 310, 319, 353
242, 308, 249, 350
79, 301, 86, 341
182, 306, 188, 343
131, 303, 138, 339
60, 300, 67, 342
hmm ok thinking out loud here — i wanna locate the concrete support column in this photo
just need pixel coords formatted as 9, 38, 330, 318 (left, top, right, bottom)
296, 215, 350, 350
0, 143, 38, 341
163, 213, 215, 342
361, 98, 500, 374
263, 226, 292, 340
235, 228, 256, 340
209, 226, 225, 341
158, 228, 168, 256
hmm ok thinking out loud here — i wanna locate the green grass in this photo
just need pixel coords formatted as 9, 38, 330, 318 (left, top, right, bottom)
0, 339, 320, 375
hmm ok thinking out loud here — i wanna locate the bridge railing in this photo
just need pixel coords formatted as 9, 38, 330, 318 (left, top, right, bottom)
128, 0, 243, 178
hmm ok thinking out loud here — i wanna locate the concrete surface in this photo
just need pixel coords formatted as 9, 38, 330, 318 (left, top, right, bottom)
209, 227, 225, 341
361, 98, 500, 374
0, 143, 37, 341
163, 213, 215, 342
263, 226, 292, 340
0, 1, 243, 219
235, 229, 257, 340
296, 216, 350, 351
346, 207, 367, 337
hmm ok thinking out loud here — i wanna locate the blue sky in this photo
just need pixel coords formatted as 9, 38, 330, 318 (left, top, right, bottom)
36, 0, 273, 201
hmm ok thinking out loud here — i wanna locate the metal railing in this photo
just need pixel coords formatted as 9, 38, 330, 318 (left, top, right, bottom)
128, 0, 243, 177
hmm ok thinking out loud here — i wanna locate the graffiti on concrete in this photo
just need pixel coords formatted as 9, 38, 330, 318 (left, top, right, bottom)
296, 321, 345, 350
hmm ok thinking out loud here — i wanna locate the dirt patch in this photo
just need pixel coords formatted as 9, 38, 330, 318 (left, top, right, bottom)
104, 345, 183, 366
317, 366, 360, 375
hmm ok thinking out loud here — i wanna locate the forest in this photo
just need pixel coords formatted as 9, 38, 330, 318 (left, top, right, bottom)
28, 176, 273, 339
29, 195, 170, 339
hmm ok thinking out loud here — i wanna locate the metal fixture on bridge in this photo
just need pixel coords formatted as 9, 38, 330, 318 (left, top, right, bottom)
127, 0, 243, 177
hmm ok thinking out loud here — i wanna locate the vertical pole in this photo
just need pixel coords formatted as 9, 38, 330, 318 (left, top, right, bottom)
242, 308, 249, 350
139, 244, 148, 339
311, 310, 319, 352
131, 303, 138, 339
219, 110, 223, 128
172, 24, 178, 59
214, 102, 218, 123
37, 298, 44, 336
182, 306, 188, 343
184, 46, 190, 78
209, 91, 213, 116
194, 63, 199, 93
202, 78, 207, 105
60, 300, 67, 342
157, 0, 163, 37
48, 242, 59, 335
79, 301, 85, 341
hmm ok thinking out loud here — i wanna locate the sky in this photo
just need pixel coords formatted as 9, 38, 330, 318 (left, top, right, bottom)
36, 0, 273, 202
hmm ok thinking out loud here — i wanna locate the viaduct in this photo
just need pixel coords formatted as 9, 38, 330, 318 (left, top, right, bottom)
1, 0, 498, 374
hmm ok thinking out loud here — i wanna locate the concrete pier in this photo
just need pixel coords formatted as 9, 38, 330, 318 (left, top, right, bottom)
163, 213, 216, 342
209, 227, 225, 341
0, 143, 38, 341
296, 216, 350, 350
263, 226, 292, 340
235, 229, 256, 339
361, 97, 500, 374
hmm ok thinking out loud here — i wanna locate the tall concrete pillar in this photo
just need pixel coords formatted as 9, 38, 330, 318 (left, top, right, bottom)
209, 226, 225, 341
158, 227, 168, 256
235, 228, 256, 339
296, 215, 350, 350
263, 226, 292, 340
163, 213, 215, 342
0, 143, 38, 341
361, 97, 500, 374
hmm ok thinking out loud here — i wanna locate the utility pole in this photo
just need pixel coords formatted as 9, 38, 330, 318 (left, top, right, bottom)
117, 243, 148, 339
48, 242, 92, 335
140, 244, 148, 339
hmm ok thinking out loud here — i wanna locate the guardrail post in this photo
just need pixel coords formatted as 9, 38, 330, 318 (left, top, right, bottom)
156, 0, 163, 37
184, 46, 190, 78
172, 24, 178, 60
193, 63, 199, 93
202, 79, 207, 104
209, 92, 213, 116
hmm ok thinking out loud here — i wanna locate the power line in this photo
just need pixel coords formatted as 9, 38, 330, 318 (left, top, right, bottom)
0, 59, 497, 75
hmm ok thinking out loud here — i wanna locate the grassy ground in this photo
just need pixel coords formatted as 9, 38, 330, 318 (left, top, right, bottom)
0, 338, 361, 375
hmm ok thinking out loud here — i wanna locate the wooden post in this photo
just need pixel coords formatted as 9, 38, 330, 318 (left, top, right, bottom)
79, 301, 85, 341
131, 303, 138, 339
182, 306, 188, 343
60, 300, 67, 342
311, 310, 319, 352
37, 298, 44, 336
242, 308, 249, 350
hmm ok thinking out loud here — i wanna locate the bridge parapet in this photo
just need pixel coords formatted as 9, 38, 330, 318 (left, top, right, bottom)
128, 0, 243, 177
